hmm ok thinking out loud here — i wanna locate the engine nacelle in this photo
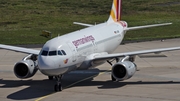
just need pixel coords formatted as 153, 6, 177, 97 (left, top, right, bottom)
14, 60, 38, 79
112, 61, 136, 81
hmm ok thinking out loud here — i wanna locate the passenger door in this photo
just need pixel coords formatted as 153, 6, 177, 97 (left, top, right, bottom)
67, 42, 77, 62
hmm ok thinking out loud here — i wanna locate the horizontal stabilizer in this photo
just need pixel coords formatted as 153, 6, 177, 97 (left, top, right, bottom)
124, 23, 172, 31
73, 22, 93, 27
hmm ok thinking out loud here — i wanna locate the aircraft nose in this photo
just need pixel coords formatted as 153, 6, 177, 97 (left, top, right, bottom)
38, 55, 67, 76
38, 56, 56, 70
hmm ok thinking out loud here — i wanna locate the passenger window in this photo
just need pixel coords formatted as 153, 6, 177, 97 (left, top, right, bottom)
41, 50, 48, 56
61, 50, 66, 55
58, 50, 62, 55
49, 51, 57, 56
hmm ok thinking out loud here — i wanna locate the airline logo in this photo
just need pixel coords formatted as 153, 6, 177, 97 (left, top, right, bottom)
72, 35, 95, 48
64, 59, 68, 64
108, 0, 122, 22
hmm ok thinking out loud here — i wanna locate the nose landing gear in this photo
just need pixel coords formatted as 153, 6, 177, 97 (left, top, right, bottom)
54, 75, 63, 92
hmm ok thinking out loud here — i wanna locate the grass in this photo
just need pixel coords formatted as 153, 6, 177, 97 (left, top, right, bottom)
0, 0, 179, 45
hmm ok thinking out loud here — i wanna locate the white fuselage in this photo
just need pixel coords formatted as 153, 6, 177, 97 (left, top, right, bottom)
38, 21, 127, 76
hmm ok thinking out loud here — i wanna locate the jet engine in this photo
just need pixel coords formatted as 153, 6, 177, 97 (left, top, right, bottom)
112, 61, 136, 81
14, 54, 38, 79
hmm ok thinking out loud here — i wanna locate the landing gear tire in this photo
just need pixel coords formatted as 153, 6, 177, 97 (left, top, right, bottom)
48, 76, 54, 80
54, 84, 62, 92
111, 75, 116, 82
54, 75, 63, 92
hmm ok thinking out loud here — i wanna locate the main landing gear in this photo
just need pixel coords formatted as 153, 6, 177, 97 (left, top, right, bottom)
111, 75, 117, 82
48, 75, 63, 92
107, 58, 119, 82
48, 76, 54, 80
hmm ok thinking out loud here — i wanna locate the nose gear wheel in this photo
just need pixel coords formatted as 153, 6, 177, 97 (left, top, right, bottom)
54, 75, 63, 92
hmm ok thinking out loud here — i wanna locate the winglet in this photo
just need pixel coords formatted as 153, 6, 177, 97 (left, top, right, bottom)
107, 0, 122, 23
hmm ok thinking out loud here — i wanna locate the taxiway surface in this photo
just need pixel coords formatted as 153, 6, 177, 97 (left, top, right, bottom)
0, 38, 180, 101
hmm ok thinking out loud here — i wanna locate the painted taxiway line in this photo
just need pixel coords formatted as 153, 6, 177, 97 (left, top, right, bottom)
35, 69, 111, 101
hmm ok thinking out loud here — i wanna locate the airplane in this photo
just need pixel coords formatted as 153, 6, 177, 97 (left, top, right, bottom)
0, 0, 180, 92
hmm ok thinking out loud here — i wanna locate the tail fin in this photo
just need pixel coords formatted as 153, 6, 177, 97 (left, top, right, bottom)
107, 0, 122, 23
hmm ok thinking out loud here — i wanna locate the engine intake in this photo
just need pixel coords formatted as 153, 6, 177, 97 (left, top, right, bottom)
112, 61, 136, 81
14, 60, 38, 79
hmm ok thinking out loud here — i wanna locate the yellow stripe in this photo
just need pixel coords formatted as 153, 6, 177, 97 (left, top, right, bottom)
114, 0, 117, 10
64, 69, 111, 89
35, 93, 55, 101
110, 10, 116, 22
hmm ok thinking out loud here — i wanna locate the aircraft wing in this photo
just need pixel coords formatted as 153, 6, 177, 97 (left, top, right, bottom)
0, 44, 40, 55
93, 47, 180, 60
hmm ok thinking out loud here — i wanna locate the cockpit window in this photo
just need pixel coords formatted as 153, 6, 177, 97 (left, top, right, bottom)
49, 51, 57, 56
58, 50, 62, 55
41, 50, 48, 56
61, 50, 66, 55
58, 50, 67, 55
41, 50, 66, 56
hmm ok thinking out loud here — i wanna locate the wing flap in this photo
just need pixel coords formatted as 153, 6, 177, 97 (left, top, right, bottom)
0, 44, 40, 55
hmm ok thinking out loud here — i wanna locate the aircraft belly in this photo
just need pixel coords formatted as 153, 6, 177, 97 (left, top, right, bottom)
77, 61, 92, 70
40, 65, 77, 76
77, 60, 105, 70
